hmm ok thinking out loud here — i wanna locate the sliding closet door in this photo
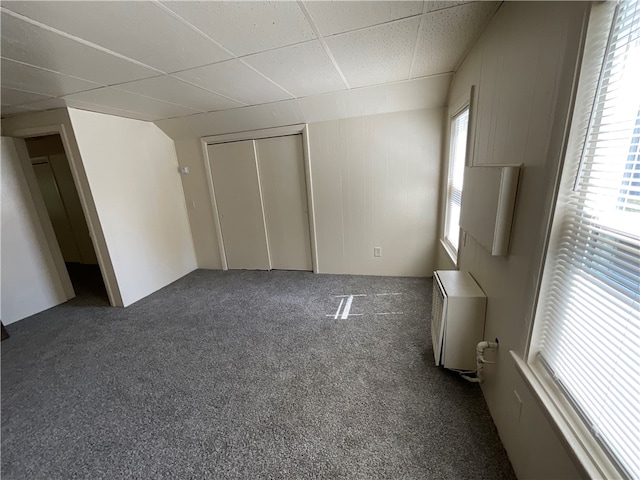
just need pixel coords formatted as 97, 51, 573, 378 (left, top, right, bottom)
208, 140, 270, 270
256, 135, 312, 271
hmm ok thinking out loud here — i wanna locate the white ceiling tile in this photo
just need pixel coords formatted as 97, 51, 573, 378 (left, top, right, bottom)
15, 97, 69, 111
1, 58, 100, 97
325, 17, 421, 88
0, 1, 494, 122
423, 1, 473, 14
156, 99, 305, 139
304, 1, 422, 36
114, 76, 244, 112
412, 2, 498, 77
161, 1, 315, 56
243, 41, 346, 98
295, 91, 347, 124
18, 97, 158, 121
1, 1, 231, 73
64, 88, 201, 120
65, 102, 158, 122
295, 75, 451, 122
1, 11, 159, 85
174, 59, 293, 106
1, 104, 33, 116
0, 86, 52, 106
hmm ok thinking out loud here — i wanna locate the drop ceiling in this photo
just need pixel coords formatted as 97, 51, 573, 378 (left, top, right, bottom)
0, 1, 500, 122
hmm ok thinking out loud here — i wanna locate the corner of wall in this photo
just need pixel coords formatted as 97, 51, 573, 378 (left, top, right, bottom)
173, 138, 223, 270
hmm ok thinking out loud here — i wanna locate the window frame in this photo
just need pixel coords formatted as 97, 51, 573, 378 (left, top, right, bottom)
441, 87, 476, 266
519, 2, 636, 479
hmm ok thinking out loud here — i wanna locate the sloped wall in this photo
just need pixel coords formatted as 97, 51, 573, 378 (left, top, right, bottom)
68, 109, 197, 306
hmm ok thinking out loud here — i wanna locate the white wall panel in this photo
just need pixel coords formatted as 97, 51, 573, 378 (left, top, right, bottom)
1, 137, 68, 324
170, 108, 441, 277
67, 109, 197, 307
436, 2, 590, 478
174, 139, 222, 270
309, 109, 441, 276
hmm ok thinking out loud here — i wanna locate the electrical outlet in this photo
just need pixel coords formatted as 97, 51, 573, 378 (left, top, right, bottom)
374, 247, 382, 257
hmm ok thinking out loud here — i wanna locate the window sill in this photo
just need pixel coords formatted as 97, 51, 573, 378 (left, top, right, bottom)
440, 238, 458, 269
510, 351, 624, 480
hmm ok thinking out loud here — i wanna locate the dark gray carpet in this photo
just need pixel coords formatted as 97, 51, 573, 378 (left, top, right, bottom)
1, 269, 515, 479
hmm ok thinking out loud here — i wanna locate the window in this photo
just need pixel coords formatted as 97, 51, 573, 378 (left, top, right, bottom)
443, 107, 469, 258
530, 1, 640, 478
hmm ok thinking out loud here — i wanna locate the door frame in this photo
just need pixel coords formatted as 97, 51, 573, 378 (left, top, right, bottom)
9, 137, 75, 301
9, 124, 123, 306
200, 124, 318, 273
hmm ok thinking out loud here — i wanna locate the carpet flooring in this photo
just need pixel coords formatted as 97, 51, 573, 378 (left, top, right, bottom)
1, 269, 515, 479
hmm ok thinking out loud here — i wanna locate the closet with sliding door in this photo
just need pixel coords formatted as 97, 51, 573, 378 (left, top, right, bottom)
206, 134, 313, 272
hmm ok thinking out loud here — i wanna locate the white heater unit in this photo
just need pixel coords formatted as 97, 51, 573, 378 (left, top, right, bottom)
431, 270, 487, 371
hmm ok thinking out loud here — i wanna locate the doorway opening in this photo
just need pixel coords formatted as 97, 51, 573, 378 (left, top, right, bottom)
24, 134, 108, 304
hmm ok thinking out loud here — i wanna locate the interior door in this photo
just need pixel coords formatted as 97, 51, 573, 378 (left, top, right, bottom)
208, 140, 270, 270
256, 135, 312, 271
32, 160, 82, 263
47, 153, 97, 265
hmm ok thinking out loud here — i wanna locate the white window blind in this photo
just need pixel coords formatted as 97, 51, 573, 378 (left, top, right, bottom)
535, 1, 640, 478
444, 107, 469, 254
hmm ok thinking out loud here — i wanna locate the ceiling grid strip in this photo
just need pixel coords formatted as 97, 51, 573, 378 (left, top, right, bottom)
296, 1, 351, 90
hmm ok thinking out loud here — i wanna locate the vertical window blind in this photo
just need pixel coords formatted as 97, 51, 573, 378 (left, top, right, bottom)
444, 107, 469, 254
536, 0, 640, 478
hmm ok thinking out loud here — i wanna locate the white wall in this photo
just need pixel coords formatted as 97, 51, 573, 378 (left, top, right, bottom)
309, 109, 441, 276
174, 138, 223, 269
67, 109, 197, 306
1, 137, 68, 324
171, 108, 442, 276
1, 108, 123, 306
156, 72, 452, 274
437, 2, 590, 478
